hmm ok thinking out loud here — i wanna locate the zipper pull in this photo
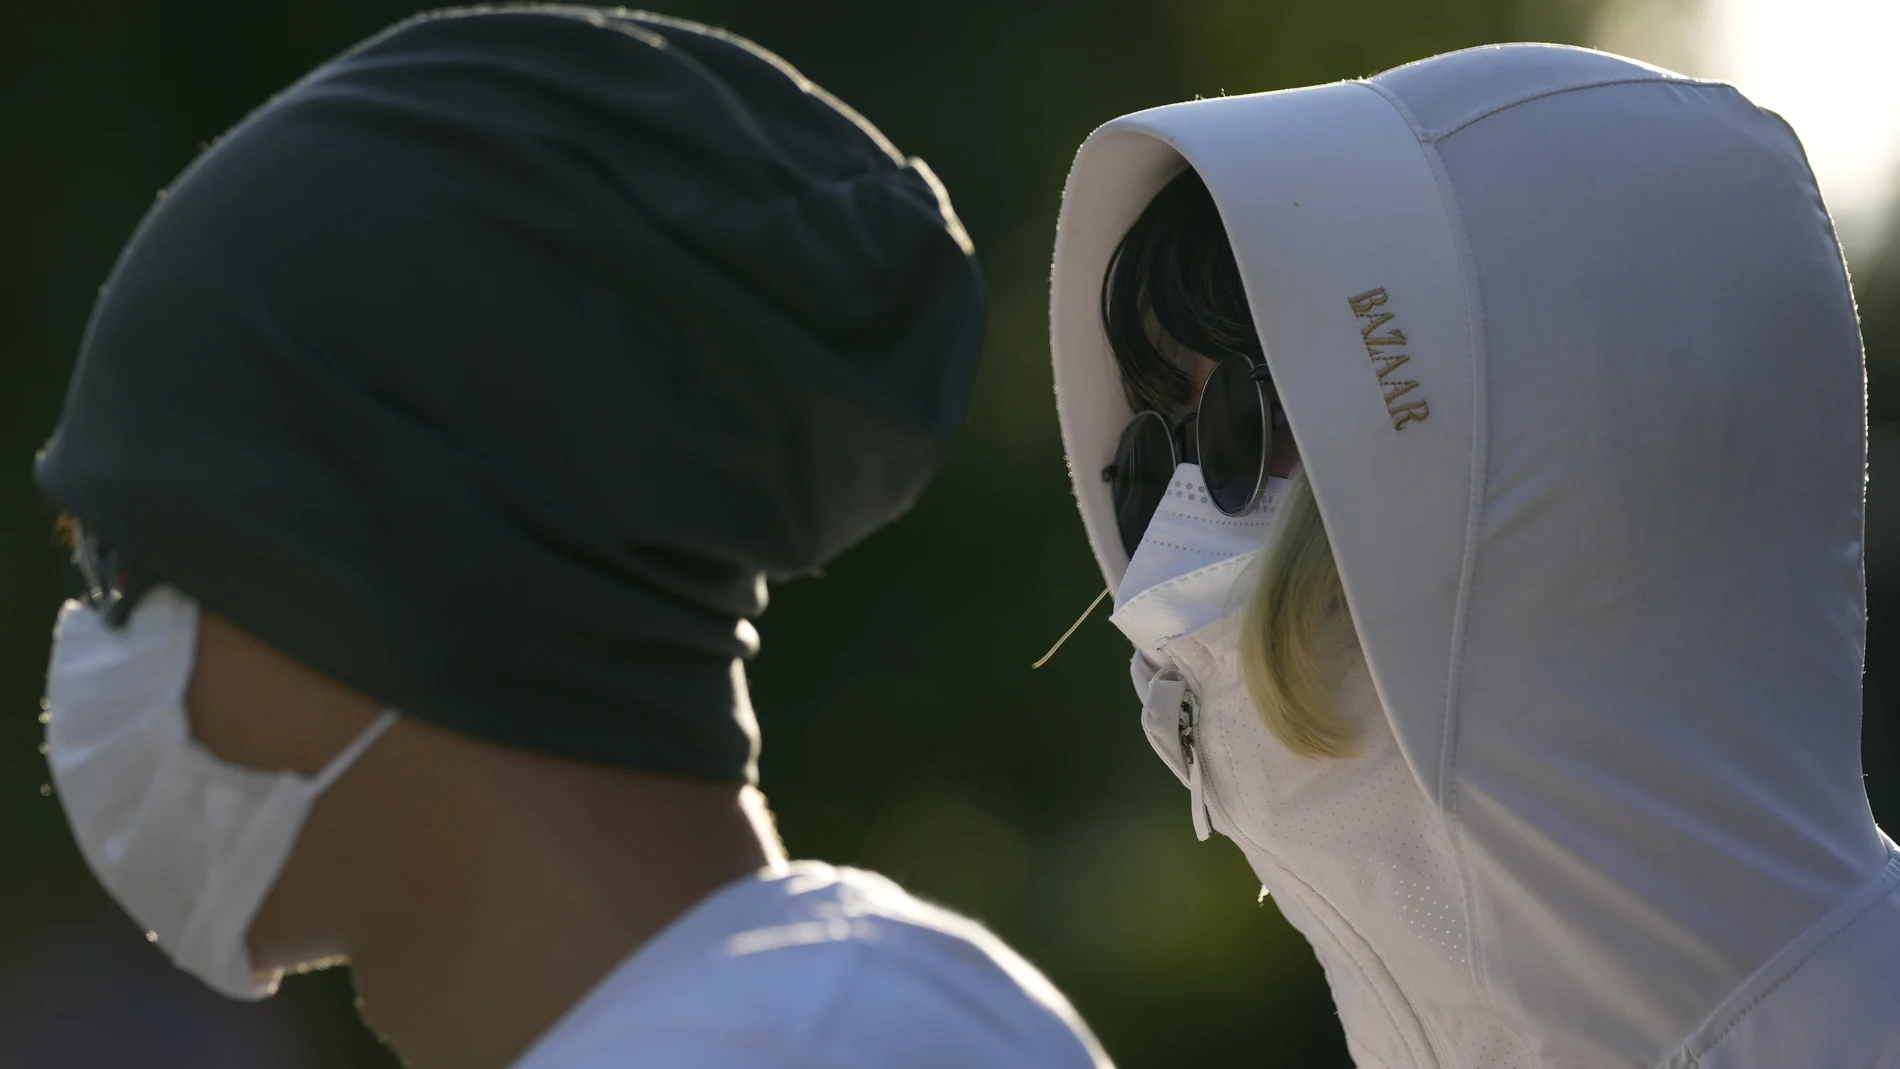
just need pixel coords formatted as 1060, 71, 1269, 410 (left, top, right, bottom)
1179, 690, 1211, 842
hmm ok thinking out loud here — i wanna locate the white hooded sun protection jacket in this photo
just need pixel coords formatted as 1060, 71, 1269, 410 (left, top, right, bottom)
1052, 44, 1899, 1068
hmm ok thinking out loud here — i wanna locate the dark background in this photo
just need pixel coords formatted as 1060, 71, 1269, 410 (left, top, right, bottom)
3, 2, 1897, 1067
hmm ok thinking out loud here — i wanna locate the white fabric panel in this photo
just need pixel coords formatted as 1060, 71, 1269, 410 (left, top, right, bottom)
1428, 75, 1879, 1062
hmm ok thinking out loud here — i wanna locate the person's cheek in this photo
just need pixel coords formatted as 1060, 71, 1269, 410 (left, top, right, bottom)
185, 612, 380, 775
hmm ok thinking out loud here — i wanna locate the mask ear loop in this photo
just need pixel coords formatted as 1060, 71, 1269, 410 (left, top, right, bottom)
1031, 586, 1112, 669
311, 710, 399, 793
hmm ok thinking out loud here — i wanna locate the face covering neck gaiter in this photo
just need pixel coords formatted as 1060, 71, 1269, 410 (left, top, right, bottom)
1103, 464, 1475, 1069
43, 587, 396, 1000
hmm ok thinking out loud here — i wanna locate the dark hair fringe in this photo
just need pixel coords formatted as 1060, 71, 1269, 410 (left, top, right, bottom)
1100, 167, 1261, 415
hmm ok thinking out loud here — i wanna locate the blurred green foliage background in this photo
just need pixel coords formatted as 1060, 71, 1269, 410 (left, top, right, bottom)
4, 2, 1898, 1067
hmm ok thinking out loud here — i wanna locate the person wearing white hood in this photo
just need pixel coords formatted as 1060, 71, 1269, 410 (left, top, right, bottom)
1050, 42, 1898, 1069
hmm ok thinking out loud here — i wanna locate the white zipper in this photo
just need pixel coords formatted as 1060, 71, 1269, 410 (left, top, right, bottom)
1178, 687, 1212, 841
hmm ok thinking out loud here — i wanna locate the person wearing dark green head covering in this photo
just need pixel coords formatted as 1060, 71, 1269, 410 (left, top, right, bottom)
34, 8, 1111, 1068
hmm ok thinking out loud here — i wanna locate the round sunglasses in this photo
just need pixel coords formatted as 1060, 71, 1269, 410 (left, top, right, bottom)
1101, 353, 1281, 558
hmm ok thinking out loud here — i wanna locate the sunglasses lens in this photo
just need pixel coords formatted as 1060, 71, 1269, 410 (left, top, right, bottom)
1200, 357, 1269, 515
1111, 411, 1176, 557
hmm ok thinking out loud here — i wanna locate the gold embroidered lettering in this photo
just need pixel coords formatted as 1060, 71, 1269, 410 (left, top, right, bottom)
1389, 399, 1430, 429
1348, 287, 1388, 314
1348, 286, 1429, 430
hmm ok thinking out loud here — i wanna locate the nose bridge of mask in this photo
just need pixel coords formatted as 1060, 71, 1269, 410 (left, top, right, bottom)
1111, 465, 1284, 657
47, 594, 195, 762
46, 591, 200, 878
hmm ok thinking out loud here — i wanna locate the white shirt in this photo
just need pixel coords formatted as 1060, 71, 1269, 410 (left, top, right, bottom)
507, 862, 1111, 1069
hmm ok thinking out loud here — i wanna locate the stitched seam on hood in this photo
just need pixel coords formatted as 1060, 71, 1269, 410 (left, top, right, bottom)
1424, 112, 1494, 1019
1416, 75, 1732, 143
1666, 849, 1900, 1068
1364, 76, 1495, 1011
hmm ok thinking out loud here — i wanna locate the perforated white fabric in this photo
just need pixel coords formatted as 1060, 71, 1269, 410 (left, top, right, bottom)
1214, 658, 1468, 988
1163, 612, 1536, 1069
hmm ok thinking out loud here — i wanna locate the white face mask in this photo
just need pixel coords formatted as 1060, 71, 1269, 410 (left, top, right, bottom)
43, 587, 396, 1000
1112, 462, 1287, 639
